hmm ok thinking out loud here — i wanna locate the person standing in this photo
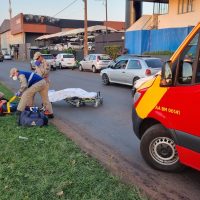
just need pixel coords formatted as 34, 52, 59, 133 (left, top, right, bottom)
33, 52, 54, 116
9, 68, 54, 118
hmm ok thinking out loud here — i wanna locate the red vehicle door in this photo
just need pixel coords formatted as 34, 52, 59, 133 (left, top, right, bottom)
156, 31, 200, 170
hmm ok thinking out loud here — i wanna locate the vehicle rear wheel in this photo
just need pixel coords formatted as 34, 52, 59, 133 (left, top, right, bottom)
140, 124, 185, 172
92, 66, 97, 73
79, 65, 83, 71
51, 65, 56, 71
102, 74, 110, 85
132, 77, 140, 87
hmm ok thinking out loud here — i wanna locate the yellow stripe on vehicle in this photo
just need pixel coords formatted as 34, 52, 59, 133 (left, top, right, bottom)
137, 77, 156, 91
136, 76, 168, 119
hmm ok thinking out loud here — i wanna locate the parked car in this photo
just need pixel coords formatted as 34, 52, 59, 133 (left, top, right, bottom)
55, 53, 76, 69
0, 52, 4, 62
79, 54, 112, 73
48, 44, 56, 51
100, 57, 163, 86
4, 53, 12, 60
68, 42, 83, 50
115, 54, 151, 63
30, 54, 56, 71
88, 42, 95, 51
54, 44, 64, 51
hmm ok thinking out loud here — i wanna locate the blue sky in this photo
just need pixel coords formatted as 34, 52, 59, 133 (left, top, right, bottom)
0, 0, 153, 24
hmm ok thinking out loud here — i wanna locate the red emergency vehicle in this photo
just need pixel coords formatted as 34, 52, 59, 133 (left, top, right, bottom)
132, 23, 200, 172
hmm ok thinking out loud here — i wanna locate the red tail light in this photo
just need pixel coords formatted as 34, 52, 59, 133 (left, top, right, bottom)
61, 58, 64, 61
145, 69, 151, 76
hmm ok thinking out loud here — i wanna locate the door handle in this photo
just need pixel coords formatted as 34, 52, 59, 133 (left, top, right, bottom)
122, 71, 126, 73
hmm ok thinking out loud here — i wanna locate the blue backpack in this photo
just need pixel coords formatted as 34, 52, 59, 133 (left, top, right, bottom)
18, 107, 48, 127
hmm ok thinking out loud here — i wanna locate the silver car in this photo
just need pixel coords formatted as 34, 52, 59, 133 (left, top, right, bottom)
79, 54, 112, 73
30, 54, 56, 71
100, 57, 163, 86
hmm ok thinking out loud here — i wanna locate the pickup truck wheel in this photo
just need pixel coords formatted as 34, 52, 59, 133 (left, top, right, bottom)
140, 124, 185, 172
102, 74, 110, 85
92, 66, 97, 73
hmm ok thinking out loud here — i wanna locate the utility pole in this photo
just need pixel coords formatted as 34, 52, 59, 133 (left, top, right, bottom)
84, 0, 88, 56
105, 0, 108, 44
9, 0, 12, 19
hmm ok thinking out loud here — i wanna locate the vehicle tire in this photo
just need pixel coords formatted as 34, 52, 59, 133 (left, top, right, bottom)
94, 99, 100, 108
79, 65, 83, 71
76, 100, 80, 108
92, 66, 97, 73
140, 124, 185, 172
52, 65, 56, 71
102, 74, 110, 85
132, 77, 140, 87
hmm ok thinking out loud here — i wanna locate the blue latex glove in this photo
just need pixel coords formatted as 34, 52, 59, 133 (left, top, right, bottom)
15, 91, 21, 97
35, 60, 41, 67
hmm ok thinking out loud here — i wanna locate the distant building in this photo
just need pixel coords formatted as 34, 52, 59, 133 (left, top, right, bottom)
158, 0, 198, 29
125, 0, 200, 54
0, 13, 125, 59
0, 19, 11, 54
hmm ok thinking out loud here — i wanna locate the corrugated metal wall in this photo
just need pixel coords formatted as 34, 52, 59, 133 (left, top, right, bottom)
125, 26, 193, 54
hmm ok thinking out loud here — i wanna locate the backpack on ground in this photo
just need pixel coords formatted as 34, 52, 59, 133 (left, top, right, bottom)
18, 107, 48, 127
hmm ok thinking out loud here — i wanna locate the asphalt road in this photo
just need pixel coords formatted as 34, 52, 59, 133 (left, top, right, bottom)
1, 60, 200, 200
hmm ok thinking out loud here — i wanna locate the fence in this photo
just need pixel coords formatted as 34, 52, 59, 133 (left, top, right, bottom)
125, 26, 194, 54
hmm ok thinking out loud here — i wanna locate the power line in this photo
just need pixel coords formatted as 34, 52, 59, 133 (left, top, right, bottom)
53, 0, 79, 17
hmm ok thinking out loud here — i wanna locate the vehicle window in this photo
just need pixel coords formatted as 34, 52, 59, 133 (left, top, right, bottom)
92, 55, 96, 60
88, 55, 93, 60
195, 56, 200, 83
90, 55, 96, 60
127, 60, 142, 69
84, 55, 90, 61
145, 59, 163, 68
177, 32, 199, 84
63, 54, 74, 58
98, 55, 111, 60
115, 60, 128, 69
43, 55, 53, 59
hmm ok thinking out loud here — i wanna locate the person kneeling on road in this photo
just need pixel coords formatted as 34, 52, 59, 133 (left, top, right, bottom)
9, 68, 54, 118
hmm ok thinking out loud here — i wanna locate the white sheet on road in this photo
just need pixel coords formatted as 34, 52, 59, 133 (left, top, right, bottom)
48, 88, 97, 102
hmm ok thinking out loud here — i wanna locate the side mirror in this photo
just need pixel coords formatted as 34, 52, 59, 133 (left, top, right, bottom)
160, 61, 173, 87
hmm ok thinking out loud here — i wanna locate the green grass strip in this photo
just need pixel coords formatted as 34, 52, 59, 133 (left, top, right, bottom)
0, 83, 144, 200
